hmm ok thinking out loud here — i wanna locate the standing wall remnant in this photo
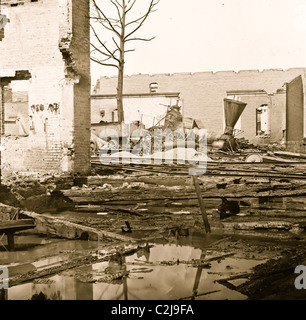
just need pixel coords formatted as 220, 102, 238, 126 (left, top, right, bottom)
286, 75, 306, 153
0, 0, 91, 174
93, 69, 306, 144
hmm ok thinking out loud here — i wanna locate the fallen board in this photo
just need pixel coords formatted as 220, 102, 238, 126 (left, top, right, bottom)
22, 210, 136, 243
0, 219, 36, 251
0, 219, 36, 234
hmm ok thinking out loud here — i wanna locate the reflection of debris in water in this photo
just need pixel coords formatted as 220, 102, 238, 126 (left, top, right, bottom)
30, 292, 49, 300
7, 243, 265, 300
136, 242, 150, 261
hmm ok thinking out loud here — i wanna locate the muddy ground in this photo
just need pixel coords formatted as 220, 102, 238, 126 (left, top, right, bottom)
206, 235, 306, 299
1, 167, 306, 300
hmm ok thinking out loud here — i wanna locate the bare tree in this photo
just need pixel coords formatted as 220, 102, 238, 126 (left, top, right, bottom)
91, 0, 160, 123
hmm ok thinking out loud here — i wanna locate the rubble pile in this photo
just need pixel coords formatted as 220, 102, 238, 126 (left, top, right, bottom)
0, 172, 74, 211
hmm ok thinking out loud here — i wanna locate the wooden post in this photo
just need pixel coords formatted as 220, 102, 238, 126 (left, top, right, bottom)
6, 232, 14, 251
192, 176, 211, 233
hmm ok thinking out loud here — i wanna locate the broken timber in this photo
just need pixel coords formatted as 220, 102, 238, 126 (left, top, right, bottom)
22, 210, 136, 243
192, 176, 211, 233
59, 185, 306, 205
0, 219, 36, 251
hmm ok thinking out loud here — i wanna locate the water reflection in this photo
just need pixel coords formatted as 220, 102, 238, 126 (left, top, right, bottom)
8, 272, 93, 300
191, 250, 206, 300
0, 235, 98, 267
7, 241, 263, 300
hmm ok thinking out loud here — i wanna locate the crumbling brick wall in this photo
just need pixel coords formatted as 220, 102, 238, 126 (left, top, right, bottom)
0, 0, 91, 175
93, 68, 306, 143
285, 75, 306, 152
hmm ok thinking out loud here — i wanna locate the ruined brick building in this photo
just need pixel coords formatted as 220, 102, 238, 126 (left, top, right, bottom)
93, 68, 306, 146
0, 0, 91, 174
0, 0, 305, 177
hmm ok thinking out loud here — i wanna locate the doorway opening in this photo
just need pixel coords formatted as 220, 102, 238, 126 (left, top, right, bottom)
3, 79, 30, 137
256, 104, 269, 136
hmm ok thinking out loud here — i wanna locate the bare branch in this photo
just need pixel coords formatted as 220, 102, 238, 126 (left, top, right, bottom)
91, 57, 119, 68
90, 16, 116, 33
124, 0, 160, 40
92, 0, 121, 37
98, 56, 113, 63
92, 17, 122, 30
125, 0, 137, 14
125, 1, 160, 28
98, 18, 121, 33
125, 36, 156, 42
90, 16, 121, 24
90, 48, 98, 55
90, 42, 115, 59
91, 53, 113, 63
90, 24, 121, 63
113, 0, 123, 8
90, 24, 109, 51
124, 49, 135, 53
110, 0, 123, 25
112, 37, 121, 52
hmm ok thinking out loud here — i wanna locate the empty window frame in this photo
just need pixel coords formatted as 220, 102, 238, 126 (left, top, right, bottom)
256, 104, 269, 136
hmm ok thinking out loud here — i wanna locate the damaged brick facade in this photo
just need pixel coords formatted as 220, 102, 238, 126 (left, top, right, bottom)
0, 0, 91, 174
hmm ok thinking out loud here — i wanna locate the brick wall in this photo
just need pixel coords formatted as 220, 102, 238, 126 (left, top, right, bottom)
94, 68, 306, 143
286, 76, 304, 143
270, 91, 287, 142
70, 0, 91, 174
0, 0, 91, 175
236, 93, 271, 143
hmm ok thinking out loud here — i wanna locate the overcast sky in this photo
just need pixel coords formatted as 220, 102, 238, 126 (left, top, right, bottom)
91, 0, 306, 89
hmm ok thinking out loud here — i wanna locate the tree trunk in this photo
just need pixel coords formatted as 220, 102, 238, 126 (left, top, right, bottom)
117, 65, 124, 123
117, 3, 126, 124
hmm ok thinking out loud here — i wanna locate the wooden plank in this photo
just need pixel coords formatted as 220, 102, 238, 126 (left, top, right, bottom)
60, 186, 306, 206
273, 150, 306, 159
22, 210, 136, 243
233, 221, 293, 230
60, 180, 306, 202
262, 155, 296, 163
0, 219, 35, 234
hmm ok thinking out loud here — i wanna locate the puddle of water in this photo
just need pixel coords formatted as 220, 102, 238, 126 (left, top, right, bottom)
0, 234, 99, 277
6, 242, 264, 300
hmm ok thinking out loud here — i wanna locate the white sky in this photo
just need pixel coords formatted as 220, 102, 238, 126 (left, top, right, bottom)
91, 0, 306, 89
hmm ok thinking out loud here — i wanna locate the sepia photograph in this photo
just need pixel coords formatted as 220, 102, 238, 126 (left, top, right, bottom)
0, 0, 306, 305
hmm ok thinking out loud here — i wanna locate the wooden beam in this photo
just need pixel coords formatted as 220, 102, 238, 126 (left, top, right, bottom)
6, 232, 14, 251
0, 219, 35, 233
0, 219, 35, 252
22, 210, 136, 243
192, 176, 211, 233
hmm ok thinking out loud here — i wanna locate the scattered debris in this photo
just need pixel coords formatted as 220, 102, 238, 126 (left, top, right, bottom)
2, 138, 306, 300
96, 271, 129, 283
121, 221, 132, 233
218, 197, 240, 219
